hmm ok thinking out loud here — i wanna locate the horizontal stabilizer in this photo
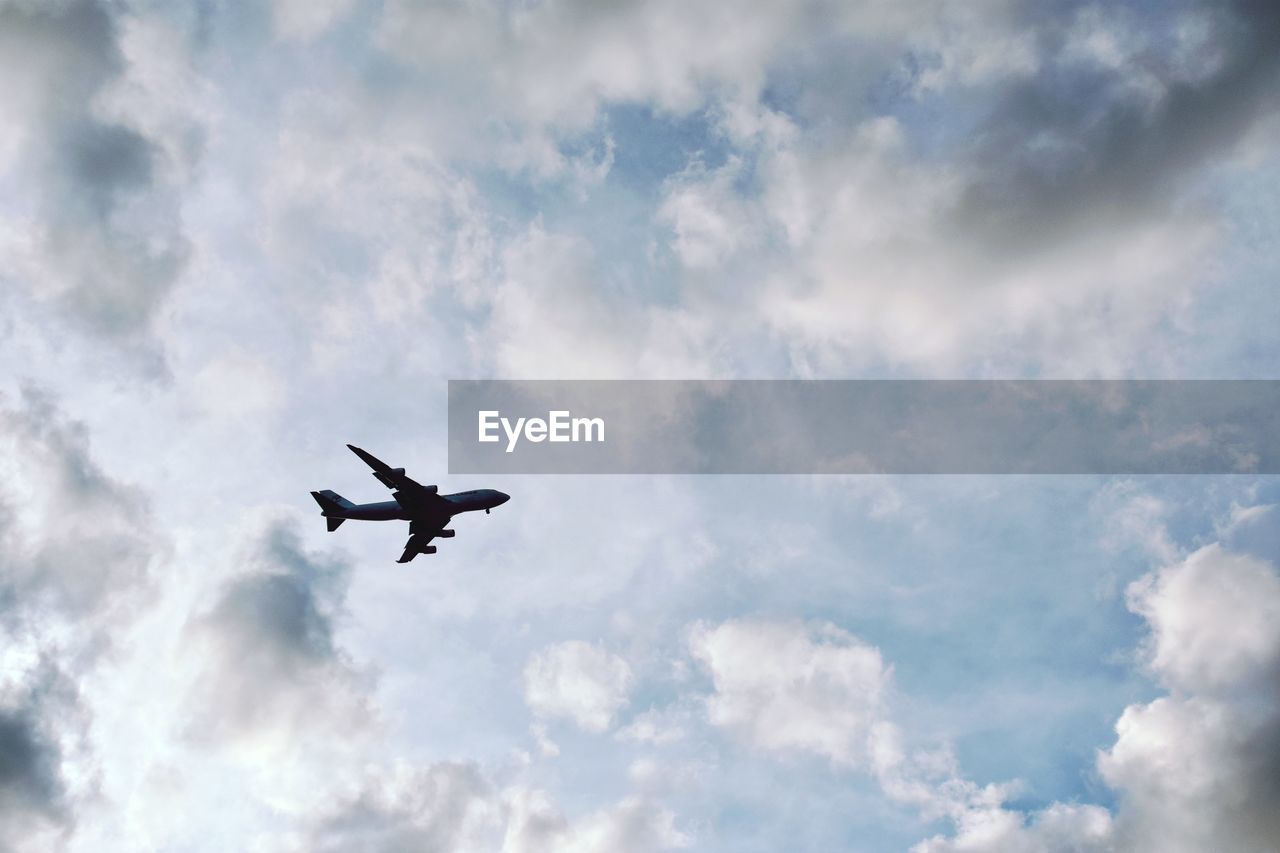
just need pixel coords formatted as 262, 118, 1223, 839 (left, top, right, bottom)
326, 516, 345, 532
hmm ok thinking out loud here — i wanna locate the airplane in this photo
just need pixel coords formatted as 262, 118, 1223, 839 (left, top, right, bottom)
311, 444, 510, 562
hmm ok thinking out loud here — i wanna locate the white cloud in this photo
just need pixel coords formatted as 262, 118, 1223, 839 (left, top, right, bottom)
523, 640, 634, 734
529, 722, 560, 759
617, 708, 687, 746
287, 761, 496, 853
1097, 545, 1280, 852
912, 802, 1115, 853
690, 617, 1006, 824
689, 618, 890, 765
482, 224, 715, 378
1093, 481, 1181, 564
191, 350, 285, 421
657, 156, 757, 271
258, 115, 496, 325
502, 789, 688, 853
1216, 501, 1275, 538
1127, 544, 1280, 695
273, 761, 691, 853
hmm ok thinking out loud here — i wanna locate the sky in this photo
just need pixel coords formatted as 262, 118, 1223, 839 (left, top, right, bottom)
1, 0, 1279, 851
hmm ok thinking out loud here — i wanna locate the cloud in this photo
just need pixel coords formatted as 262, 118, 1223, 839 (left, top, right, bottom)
958, 0, 1280, 241
284, 762, 691, 853
257, 119, 495, 329
271, 0, 356, 42
688, 550, 1280, 853
689, 618, 890, 765
0, 0, 194, 348
689, 617, 1005, 825
916, 543, 1280, 852
483, 226, 638, 377
753, 114, 1216, 373
364, 0, 1026, 188
374, 0, 806, 152
628, 1, 1280, 374
1093, 480, 1181, 564
191, 350, 286, 421
481, 223, 714, 377
617, 708, 688, 747
1127, 544, 1280, 695
289, 762, 495, 853
1, 2, 1277, 849
1100, 545, 1280, 851
181, 516, 371, 749
286, 762, 692, 853
523, 640, 634, 734
6, 0, 1275, 382
0, 385, 158, 634
1216, 501, 1275, 539
502, 789, 688, 853
913, 802, 1116, 853
0, 387, 161, 852
173, 0, 1280, 381
0, 658, 84, 853
658, 156, 758, 271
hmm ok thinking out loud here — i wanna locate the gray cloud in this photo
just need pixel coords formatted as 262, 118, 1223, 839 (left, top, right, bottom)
0, 386, 157, 633
719, 0, 1280, 373
0, 0, 192, 346
183, 517, 370, 746
958, 0, 1280, 247
0, 387, 160, 850
0, 660, 79, 853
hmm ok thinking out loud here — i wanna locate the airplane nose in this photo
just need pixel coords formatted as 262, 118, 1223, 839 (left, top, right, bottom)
496, 491, 511, 505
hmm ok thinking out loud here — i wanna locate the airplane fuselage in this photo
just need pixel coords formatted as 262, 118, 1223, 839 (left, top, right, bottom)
338, 489, 509, 521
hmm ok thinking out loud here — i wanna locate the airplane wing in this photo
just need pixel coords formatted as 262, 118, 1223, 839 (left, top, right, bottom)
398, 519, 446, 563
347, 444, 448, 511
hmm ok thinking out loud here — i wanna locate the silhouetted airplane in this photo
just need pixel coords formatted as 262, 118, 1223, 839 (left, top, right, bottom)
311, 445, 510, 562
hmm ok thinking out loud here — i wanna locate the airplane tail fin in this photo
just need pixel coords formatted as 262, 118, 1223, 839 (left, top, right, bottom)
311, 490, 354, 532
